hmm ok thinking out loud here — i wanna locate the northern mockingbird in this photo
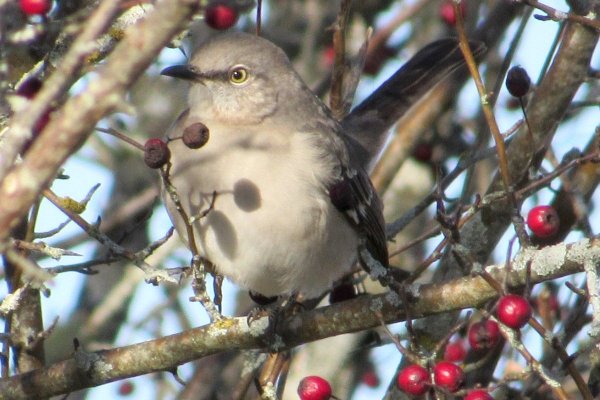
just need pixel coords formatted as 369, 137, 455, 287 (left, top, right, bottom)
160, 32, 474, 299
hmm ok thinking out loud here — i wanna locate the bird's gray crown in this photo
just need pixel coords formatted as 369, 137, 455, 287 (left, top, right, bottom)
190, 32, 292, 79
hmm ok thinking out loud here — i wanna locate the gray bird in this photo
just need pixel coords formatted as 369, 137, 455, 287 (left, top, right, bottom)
160, 32, 474, 299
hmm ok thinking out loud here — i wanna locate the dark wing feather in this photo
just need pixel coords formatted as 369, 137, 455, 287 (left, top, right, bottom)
329, 167, 388, 267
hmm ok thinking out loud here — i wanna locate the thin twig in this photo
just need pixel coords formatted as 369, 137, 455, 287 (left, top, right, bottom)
489, 314, 571, 400
42, 188, 176, 284
454, 1, 530, 247
520, 0, 600, 31
95, 127, 145, 151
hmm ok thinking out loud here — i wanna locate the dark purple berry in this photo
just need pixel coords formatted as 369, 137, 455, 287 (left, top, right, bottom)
144, 138, 170, 169
506, 66, 531, 98
182, 122, 210, 149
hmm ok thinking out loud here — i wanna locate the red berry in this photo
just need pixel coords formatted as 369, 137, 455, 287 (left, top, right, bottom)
143, 138, 171, 169
439, 0, 466, 26
465, 389, 494, 400
433, 361, 465, 393
182, 122, 210, 149
204, 4, 238, 30
361, 369, 380, 388
468, 320, 500, 351
506, 66, 531, 98
297, 376, 332, 400
443, 340, 466, 362
497, 294, 532, 329
19, 0, 52, 15
397, 364, 430, 396
118, 380, 134, 396
433, 361, 464, 393
527, 205, 560, 238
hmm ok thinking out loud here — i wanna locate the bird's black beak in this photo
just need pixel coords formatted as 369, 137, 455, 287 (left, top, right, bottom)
160, 65, 199, 81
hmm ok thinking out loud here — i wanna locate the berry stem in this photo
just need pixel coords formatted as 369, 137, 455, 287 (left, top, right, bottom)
95, 127, 144, 151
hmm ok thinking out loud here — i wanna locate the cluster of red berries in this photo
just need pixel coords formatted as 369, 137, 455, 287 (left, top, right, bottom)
397, 361, 465, 396
396, 293, 533, 397
397, 362, 493, 398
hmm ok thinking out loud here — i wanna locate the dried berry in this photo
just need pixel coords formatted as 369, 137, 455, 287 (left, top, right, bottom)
144, 138, 170, 169
182, 122, 210, 149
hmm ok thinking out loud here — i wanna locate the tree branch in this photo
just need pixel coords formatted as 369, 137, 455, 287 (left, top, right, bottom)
0, 238, 595, 399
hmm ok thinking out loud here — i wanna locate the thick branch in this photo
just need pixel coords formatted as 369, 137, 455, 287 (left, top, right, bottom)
0, 238, 595, 399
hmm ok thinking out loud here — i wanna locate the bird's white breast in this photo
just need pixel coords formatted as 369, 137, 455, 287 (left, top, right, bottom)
164, 116, 358, 298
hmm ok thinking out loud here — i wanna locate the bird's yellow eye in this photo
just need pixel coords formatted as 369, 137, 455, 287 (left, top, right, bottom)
229, 66, 248, 84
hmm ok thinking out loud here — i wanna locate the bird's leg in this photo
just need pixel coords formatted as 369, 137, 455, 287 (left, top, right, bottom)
246, 291, 280, 326
246, 292, 318, 352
